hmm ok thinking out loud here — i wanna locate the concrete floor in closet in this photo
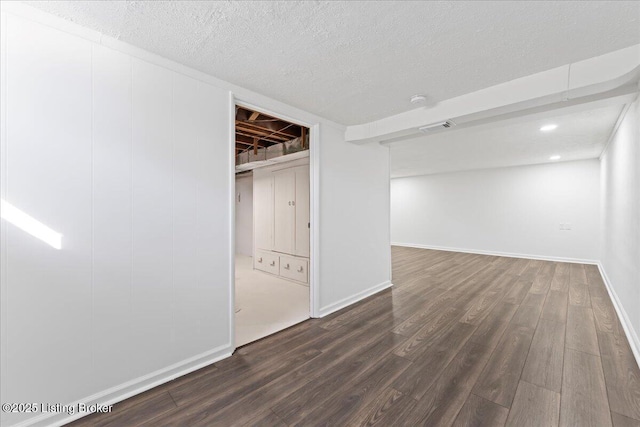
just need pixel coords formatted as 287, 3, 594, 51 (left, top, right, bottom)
235, 254, 310, 347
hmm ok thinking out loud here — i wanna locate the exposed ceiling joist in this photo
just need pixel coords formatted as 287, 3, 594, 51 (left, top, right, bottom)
236, 131, 283, 144
236, 121, 299, 139
235, 106, 309, 163
235, 133, 270, 145
235, 124, 291, 141
235, 140, 263, 147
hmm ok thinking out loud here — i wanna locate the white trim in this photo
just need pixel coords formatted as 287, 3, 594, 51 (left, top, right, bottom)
386, 144, 393, 290
317, 281, 393, 318
597, 263, 640, 369
391, 242, 599, 265
228, 92, 237, 351
310, 124, 321, 318
14, 344, 233, 427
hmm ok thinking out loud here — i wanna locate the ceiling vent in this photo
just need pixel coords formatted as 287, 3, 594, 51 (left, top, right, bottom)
418, 120, 455, 133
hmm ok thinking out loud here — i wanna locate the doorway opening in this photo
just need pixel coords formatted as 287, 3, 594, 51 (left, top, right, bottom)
233, 104, 312, 347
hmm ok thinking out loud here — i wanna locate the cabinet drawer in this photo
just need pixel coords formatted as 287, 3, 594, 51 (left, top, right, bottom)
279, 255, 308, 284
255, 250, 279, 275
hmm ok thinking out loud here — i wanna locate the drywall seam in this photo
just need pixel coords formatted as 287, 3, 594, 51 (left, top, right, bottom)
391, 242, 599, 265
12, 344, 233, 427
318, 280, 393, 318
597, 263, 640, 369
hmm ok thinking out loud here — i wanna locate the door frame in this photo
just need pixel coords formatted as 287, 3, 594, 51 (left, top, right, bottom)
228, 93, 320, 350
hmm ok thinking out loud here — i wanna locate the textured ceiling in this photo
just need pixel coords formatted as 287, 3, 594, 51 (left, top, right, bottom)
389, 104, 624, 178
24, 1, 640, 125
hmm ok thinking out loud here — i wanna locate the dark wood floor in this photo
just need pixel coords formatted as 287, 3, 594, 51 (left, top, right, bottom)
71, 247, 640, 426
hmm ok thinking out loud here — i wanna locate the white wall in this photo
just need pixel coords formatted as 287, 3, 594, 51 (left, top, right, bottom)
391, 160, 601, 262
318, 125, 392, 315
0, 11, 232, 427
600, 96, 640, 361
235, 174, 253, 257
0, 5, 392, 426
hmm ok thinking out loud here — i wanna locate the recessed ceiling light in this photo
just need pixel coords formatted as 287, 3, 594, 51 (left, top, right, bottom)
540, 124, 558, 132
550, 155, 561, 161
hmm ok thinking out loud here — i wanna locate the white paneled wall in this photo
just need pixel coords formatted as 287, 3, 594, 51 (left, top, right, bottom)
5, 12, 95, 415
1, 12, 231, 427
92, 44, 135, 391
131, 58, 175, 374
600, 97, 640, 362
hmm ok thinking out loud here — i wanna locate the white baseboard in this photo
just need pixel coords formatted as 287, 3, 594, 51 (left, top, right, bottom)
391, 242, 599, 265
13, 344, 233, 427
317, 280, 393, 318
597, 263, 640, 369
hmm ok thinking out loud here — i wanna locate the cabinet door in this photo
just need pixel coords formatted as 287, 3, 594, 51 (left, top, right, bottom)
273, 169, 295, 254
294, 166, 310, 257
253, 173, 273, 251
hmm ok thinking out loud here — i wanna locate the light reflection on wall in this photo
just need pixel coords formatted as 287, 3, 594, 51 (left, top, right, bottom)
0, 199, 62, 249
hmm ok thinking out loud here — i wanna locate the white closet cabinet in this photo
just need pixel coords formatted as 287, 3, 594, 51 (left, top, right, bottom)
273, 169, 296, 254
253, 172, 273, 251
253, 162, 309, 283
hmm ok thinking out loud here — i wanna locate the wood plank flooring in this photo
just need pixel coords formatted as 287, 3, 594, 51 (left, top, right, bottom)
70, 247, 640, 426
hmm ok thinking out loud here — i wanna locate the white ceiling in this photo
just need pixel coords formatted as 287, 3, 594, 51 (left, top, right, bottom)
25, 1, 640, 125
389, 104, 624, 178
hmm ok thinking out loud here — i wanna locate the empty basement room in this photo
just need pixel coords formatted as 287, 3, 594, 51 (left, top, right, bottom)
0, 2, 639, 427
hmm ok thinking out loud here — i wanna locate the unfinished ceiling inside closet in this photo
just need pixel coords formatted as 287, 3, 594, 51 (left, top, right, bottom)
235, 106, 308, 169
